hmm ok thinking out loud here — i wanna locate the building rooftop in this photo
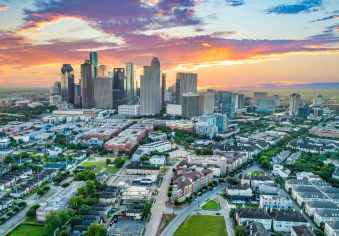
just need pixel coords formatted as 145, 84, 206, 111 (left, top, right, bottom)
271, 209, 307, 222
292, 225, 316, 236
237, 208, 271, 220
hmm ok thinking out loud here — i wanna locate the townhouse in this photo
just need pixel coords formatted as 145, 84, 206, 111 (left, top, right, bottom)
259, 195, 292, 210
325, 221, 339, 236
236, 208, 272, 230
304, 201, 339, 217
271, 210, 308, 232
313, 209, 339, 227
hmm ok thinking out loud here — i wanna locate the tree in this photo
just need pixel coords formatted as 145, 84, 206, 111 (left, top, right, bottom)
42, 210, 72, 236
234, 225, 246, 236
26, 204, 40, 218
142, 203, 152, 220
84, 223, 107, 236
113, 157, 125, 168
70, 195, 85, 210
140, 155, 149, 163
105, 158, 111, 165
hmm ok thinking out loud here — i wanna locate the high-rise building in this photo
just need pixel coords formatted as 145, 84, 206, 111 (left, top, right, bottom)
94, 77, 113, 109
216, 91, 237, 118
175, 73, 198, 105
113, 68, 126, 109
90, 52, 98, 78
126, 63, 136, 105
60, 64, 75, 104
199, 92, 215, 115
235, 93, 245, 110
98, 64, 106, 77
253, 92, 268, 106
256, 97, 276, 114
51, 81, 61, 95
315, 95, 323, 107
81, 60, 94, 109
161, 73, 166, 109
289, 93, 301, 116
182, 92, 199, 118
298, 105, 311, 119
140, 57, 161, 115
74, 83, 81, 108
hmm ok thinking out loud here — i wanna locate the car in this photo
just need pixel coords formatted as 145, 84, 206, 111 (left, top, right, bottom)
216, 213, 221, 215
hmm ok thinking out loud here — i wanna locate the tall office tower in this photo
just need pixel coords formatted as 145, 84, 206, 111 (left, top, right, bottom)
90, 52, 98, 78
51, 81, 61, 95
289, 93, 301, 116
298, 105, 311, 119
140, 57, 161, 115
272, 95, 281, 107
256, 97, 276, 114
161, 73, 166, 109
253, 92, 268, 106
216, 91, 237, 118
81, 60, 94, 109
112, 68, 126, 109
182, 92, 199, 118
235, 93, 245, 110
315, 95, 323, 107
199, 92, 215, 115
60, 64, 75, 104
126, 63, 136, 105
175, 72, 198, 105
94, 77, 113, 109
98, 64, 106, 77
74, 83, 82, 108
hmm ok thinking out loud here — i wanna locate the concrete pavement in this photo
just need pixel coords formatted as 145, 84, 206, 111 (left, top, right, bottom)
215, 195, 234, 236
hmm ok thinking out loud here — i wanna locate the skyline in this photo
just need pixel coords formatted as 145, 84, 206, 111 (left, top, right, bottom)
0, 0, 338, 88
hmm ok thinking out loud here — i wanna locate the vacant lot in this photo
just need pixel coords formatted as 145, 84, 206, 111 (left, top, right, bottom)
201, 200, 221, 211
174, 215, 227, 236
81, 159, 118, 174
8, 223, 44, 236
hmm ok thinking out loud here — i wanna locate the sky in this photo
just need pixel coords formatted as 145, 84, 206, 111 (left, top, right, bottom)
0, 0, 338, 89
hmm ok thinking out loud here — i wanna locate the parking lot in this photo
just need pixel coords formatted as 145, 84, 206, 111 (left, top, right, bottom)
108, 220, 144, 236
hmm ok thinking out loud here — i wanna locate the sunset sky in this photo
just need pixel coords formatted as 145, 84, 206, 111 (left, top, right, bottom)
0, 0, 338, 89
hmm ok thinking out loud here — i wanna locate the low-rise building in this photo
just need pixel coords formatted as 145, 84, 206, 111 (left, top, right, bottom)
271, 209, 308, 232
313, 209, 339, 227
104, 136, 138, 154
125, 162, 160, 175
236, 208, 272, 230
118, 105, 140, 117
304, 201, 339, 217
227, 184, 253, 198
325, 221, 339, 236
259, 195, 292, 210
291, 225, 316, 236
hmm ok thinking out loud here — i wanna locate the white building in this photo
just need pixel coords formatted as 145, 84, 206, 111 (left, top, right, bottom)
166, 104, 182, 116
260, 195, 292, 210
325, 221, 339, 236
118, 105, 140, 117
236, 209, 272, 230
271, 210, 308, 232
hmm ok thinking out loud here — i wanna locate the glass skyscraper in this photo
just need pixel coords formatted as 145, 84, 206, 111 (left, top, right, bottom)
60, 64, 75, 104
126, 63, 136, 105
90, 52, 98, 78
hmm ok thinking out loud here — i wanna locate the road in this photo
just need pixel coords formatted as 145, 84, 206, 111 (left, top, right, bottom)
161, 185, 225, 236
215, 195, 234, 236
0, 184, 61, 235
144, 165, 176, 236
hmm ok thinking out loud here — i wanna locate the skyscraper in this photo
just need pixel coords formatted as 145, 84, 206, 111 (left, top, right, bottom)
126, 63, 136, 105
161, 73, 166, 109
74, 83, 81, 108
140, 57, 161, 115
98, 64, 106, 77
94, 77, 113, 109
289, 93, 301, 116
253, 92, 268, 106
256, 97, 276, 114
199, 92, 215, 115
175, 72, 198, 105
90, 52, 98, 78
112, 68, 126, 109
51, 81, 61, 95
182, 92, 199, 118
81, 60, 94, 109
60, 64, 75, 104
217, 91, 237, 118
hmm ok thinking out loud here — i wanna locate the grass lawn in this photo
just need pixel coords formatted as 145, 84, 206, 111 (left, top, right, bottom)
81, 161, 118, 174
201, 200, 221, 211
249, 170, 265, 177
8, 223, 44, 236
174, 215, 227, 236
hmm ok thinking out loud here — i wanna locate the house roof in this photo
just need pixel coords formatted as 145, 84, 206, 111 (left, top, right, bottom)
271, 210, 307, 222
292, 225, 316, 236
306, 201, 338, 209
237, 208, 271, 220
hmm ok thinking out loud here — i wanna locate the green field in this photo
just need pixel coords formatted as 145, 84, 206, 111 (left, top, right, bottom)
81, 161, 118, 174
8, 223, 44, 236
174, 215, 227, 236
201, 200, 221, 211
248, 170, 265, 177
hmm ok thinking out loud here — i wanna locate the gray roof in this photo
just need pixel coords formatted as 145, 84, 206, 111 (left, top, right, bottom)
314, 209, 339, 217
291, 225, 316, 236
271, 210, 307, 223
237, 208, 271, 220
306, 201, 338, 209
326, 221, 339, 230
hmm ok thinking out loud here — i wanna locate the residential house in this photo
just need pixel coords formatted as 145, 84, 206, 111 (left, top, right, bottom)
236, 208, 272, 230
271, 209, 308, 232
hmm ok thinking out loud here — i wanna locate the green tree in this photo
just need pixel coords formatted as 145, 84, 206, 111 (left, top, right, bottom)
42, 210, 72, 236
84, 223, 107, 236
234, 225, 246, 236
70, 195, 85, 210
26, 204, 40, 218
113, 157, 125, 168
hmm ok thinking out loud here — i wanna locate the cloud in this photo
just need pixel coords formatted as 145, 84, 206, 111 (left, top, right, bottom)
225, 0, 245, 7
0, 4, 9, 11
266, 0, 322, 14
311, 14, 339, 22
